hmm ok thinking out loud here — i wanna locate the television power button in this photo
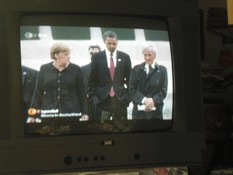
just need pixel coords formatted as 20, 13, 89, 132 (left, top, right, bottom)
64, 156, 73, 165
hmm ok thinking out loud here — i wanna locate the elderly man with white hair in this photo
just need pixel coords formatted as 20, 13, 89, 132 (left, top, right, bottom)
129, 45, 168, 119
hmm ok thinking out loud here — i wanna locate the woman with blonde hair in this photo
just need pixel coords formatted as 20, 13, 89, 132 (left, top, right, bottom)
27, 43, 88, 124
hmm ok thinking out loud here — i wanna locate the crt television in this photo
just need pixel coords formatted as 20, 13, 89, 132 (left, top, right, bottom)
0, 0, 205, 174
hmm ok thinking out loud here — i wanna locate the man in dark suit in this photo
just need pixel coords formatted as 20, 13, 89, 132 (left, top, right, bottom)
81, 45, 101, 120
129, 45, 168, 119
88, 31, 132, 123
22, 65, 38, 117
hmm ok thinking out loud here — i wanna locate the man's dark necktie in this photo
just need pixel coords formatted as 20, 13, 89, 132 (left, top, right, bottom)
147, 64, 153, 78
109, 53, 115, 97
149, 65, 153, 75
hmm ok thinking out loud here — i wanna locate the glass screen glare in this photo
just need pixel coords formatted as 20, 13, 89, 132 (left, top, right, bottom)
20, 25, 173, 135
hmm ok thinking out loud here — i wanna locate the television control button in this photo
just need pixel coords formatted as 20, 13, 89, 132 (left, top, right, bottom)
64, 156, 73, 165
134, 153, 140, 160
100, 155, 105, 161
94, 156, 98, 161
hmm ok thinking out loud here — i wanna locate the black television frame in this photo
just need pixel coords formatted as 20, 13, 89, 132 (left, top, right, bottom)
0, 0, 205, 174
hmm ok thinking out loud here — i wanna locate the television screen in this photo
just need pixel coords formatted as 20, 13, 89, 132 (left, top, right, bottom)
20, 15, 173, 135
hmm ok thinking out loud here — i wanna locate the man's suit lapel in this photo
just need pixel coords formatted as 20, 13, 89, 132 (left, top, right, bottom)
140, 64, 147, 84
114, 51, 121, 80
22, 71, 27, 85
